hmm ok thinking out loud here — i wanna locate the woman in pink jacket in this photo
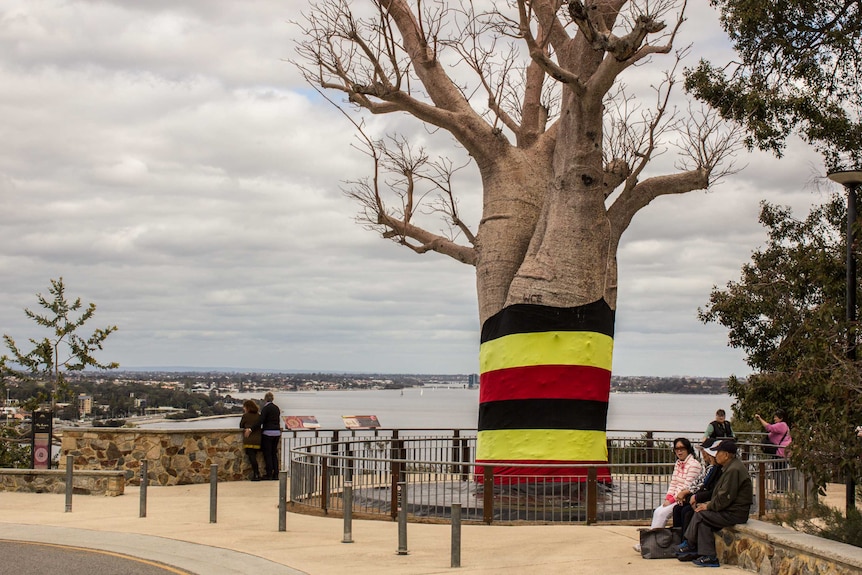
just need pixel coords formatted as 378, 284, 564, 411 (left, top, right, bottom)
650, 437, 703, 529
756, 409, 792, 457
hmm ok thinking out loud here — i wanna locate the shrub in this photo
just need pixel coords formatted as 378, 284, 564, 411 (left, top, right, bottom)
0, 425, 31, 468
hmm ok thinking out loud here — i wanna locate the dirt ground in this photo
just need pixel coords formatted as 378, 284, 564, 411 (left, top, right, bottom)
822, 482, 862, 513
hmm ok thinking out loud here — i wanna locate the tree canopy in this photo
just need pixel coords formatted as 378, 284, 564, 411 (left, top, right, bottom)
699, 196, 862, 487
686, 0, 862, 168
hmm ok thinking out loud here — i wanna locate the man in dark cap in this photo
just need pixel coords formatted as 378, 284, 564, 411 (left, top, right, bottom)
676, 440, 752, 567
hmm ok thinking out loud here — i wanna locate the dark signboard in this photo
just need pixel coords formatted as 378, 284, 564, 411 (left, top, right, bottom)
31, 410, 53, 469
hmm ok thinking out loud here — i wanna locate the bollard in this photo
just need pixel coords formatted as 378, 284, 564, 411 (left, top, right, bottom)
342, 481, 353, 543
139, 460, 148, 518
278, 470, 288, 532
450, 503, 461, 568
209, 464, 218, 524
64, 457, 73, 513
397, 480, 408, 555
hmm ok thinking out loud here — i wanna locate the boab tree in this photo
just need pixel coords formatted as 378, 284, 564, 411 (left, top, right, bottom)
295, 0, 739, 480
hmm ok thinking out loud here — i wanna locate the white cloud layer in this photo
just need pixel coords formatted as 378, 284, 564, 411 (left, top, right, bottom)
0, 1, 837, 376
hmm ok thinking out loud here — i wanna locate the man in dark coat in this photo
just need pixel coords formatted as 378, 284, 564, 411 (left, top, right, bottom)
677, 440, 752, 567
252, 391, 282, 480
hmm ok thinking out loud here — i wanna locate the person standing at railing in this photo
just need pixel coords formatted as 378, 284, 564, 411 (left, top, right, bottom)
633, 437, 702, 552
703, 409, 735, 441
756, 409, 791, 458
756, 409, 792, 492
248, 392, 282, 480
240, 400, 263, 481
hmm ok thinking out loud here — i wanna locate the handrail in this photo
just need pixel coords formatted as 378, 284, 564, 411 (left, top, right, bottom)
286, 431, 802, 525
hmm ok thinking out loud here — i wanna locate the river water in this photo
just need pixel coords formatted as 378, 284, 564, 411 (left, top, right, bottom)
142, 388, 733, 436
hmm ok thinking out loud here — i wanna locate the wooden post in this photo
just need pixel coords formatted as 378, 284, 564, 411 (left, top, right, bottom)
483, 466, 493, 524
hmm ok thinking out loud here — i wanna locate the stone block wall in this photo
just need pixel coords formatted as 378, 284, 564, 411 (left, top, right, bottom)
0, 469, 125, 496
61, 428, 258, 486
718, 519, 862, 575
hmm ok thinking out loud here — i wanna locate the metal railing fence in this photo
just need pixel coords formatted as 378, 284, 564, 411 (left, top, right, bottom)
286, 430, 803, 524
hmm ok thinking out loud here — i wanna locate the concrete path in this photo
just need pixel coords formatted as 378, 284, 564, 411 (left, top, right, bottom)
0, 480, 748, 574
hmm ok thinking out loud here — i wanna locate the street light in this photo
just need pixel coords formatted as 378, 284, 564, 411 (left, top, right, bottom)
827, 169, 862, 515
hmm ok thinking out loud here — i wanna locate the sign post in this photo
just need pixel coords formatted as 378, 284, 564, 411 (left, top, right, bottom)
31, 409, 53, 470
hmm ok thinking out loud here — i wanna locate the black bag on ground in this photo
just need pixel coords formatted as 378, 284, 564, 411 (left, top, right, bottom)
639, 527, 682, 559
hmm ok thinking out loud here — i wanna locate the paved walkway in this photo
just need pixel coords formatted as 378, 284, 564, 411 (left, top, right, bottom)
0, 480, 747, 575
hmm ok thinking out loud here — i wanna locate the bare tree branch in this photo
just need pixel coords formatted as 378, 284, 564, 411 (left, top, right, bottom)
607, 106, 744, 240
295, 0, 743, 318
342, 128, 478, 266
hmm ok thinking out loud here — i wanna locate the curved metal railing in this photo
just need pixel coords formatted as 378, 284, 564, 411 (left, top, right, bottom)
286, 430, 805, 524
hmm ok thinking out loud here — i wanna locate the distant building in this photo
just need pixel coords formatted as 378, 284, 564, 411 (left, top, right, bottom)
77, 394, 93, 417
468, 374, 479, 389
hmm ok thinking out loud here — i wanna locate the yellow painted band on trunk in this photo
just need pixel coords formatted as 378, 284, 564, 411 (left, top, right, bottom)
479, 331, 614, 374
476, 428, 609, 461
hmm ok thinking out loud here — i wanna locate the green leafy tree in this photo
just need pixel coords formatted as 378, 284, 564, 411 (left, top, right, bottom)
2, 278, 119, 412
699, 195, 862, 489
687, 0, 862, 167
0, 426, 30, 468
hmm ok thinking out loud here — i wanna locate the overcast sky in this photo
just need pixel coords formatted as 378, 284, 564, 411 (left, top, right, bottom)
0, 1, 835, 377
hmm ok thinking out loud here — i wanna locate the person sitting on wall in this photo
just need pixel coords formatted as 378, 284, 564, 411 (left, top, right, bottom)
703, 409, 735, 441
676, 440, 752, 568
672, 438, 723, 544
633, 437, 703, 552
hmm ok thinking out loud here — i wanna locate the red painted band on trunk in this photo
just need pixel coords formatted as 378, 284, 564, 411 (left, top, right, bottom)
479, 364, 611, 403
474, 460, 612, 484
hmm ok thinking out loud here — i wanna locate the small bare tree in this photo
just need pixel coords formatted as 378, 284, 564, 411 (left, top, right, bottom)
295, 0, 740, 479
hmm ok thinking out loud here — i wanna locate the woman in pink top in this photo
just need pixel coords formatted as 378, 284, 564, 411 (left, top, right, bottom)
756, 409, 792, 457
634, 437, 703, 553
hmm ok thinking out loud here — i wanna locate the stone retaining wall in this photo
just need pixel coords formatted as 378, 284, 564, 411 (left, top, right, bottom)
718, 519, 862, 575
61, 428, 259, 486
0, 469, 125, 496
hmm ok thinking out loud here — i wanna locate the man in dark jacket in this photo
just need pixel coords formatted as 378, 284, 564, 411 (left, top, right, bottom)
252, 392, 282, 480
703, 409, 735, 441
677, 440, 752, 567
673, 438, 723, 533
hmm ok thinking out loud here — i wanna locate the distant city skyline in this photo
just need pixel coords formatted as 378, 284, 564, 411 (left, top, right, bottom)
0, 2, 834, 377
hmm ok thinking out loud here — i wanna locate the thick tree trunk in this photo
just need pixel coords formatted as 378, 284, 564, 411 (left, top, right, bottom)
477, 299, 614, 482
475, 92, 615, 483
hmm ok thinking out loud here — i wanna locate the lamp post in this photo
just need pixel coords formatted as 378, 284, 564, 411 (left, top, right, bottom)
827, 169, 862, 514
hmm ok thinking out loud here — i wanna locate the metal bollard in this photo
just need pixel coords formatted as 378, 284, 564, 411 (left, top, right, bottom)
64, 457, 73, 513
397, 481, 408, 555
278, 470, 288, 532
140, 460, 148, 518
450, 503, 461, 568
342, 481, 353, 543
209, 464, 218, 524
